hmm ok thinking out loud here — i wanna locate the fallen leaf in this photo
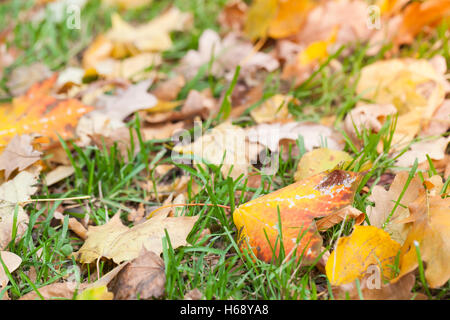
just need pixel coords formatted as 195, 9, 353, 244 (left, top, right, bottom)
76, 285, 113, 300
233, 170, 362, 264
110, 249, 165, 300
315, 205, 365, 232
184, 288, 203, 300
0, 251, 21, 287
76, 212, 199, 264
174, 122, 262, 180
19, 282, 88, 300
218, 0, 248, 33
332, 271, 419, 300
326, 225, 401, 286
44, 165, 75, 186
244, 0, 277, 40
0, 171, 37, 248
151, 75, 185, 101
356, 58, 448, 144
6, 62, 52, 96
395, 0, 450, 45
394, 190, 450, 288
421, 100, 450, 136
294, 148, 353, 182
366, 171, 423, 244
267, 0, 315, 39
102, 0, 152, 9
0, 75, 93, 148
250, 94, 293, 123
0, 134, 42, 179
395, 137, 450, 168
95, 79, 157, 121
178, 29, 278, 83
246, 122, 345, 152
343, 104, 397, 148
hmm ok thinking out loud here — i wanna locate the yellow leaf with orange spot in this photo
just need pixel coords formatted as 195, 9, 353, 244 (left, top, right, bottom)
233, 170, 362, 264
326, 225, 401, 286
0, 75, 93, 148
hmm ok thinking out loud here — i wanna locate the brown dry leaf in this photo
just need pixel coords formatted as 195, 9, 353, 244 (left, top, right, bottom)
250, 94, 293, 123
44, 165, 75, 186
246, 122, 345, 152
343, 104, 397, 148
422, 100, 450, 136
356, 58, 448, 145
395, 0, 450, 45
110, 249, 165, 300
19, 282, 88, 300
152, 75, 185, 101
53, 211, 88, 240
141, 122, 185, 141
332, 271, 420, 300
0, 251, 21, 287
396, 137, 450, 168
0, 134, 42, 179
394, 187, 450, 288
218, 0, 248, 32
76, 212, 199, 264
174, 122, 262, 180
0, 171, 37, 249
316, 205, 365, 232
178, 29, 278, 83
95, 79, 157, 121
6, 62, 52, 96
184, 288, 203, 300
366, 171, 423, 244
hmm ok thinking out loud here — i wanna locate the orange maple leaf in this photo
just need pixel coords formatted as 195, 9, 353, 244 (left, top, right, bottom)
0, 75, 93, 148
233, 170, 362, 265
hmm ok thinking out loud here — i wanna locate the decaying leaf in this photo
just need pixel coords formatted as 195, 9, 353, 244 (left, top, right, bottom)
396, 137, 450, 168
294, 148, 353, 182
0, 171, 37, 248
0, 251, 21, 287
332, 271, 419, 300
94, 79, 157, 121
246, 122, 345, 152
326, 226, 401, 286
366, 171, 423, 244
6, 62, 52, 96
394, 190, 450, 288
174, 122, 262, 180
233, 170, 362, 264
178, 29, 278, 83
0, 134, 42, 179
110, 249, 166, 300
0, 75, 93, 148
19, 282, 88, 300
76, 212, 198, 264
250, 94, 293, 123
356, 58, 448, 144
343, 104, 397, 148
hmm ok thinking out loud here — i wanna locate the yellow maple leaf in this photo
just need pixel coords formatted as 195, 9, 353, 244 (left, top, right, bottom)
326, 225, 401, 286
